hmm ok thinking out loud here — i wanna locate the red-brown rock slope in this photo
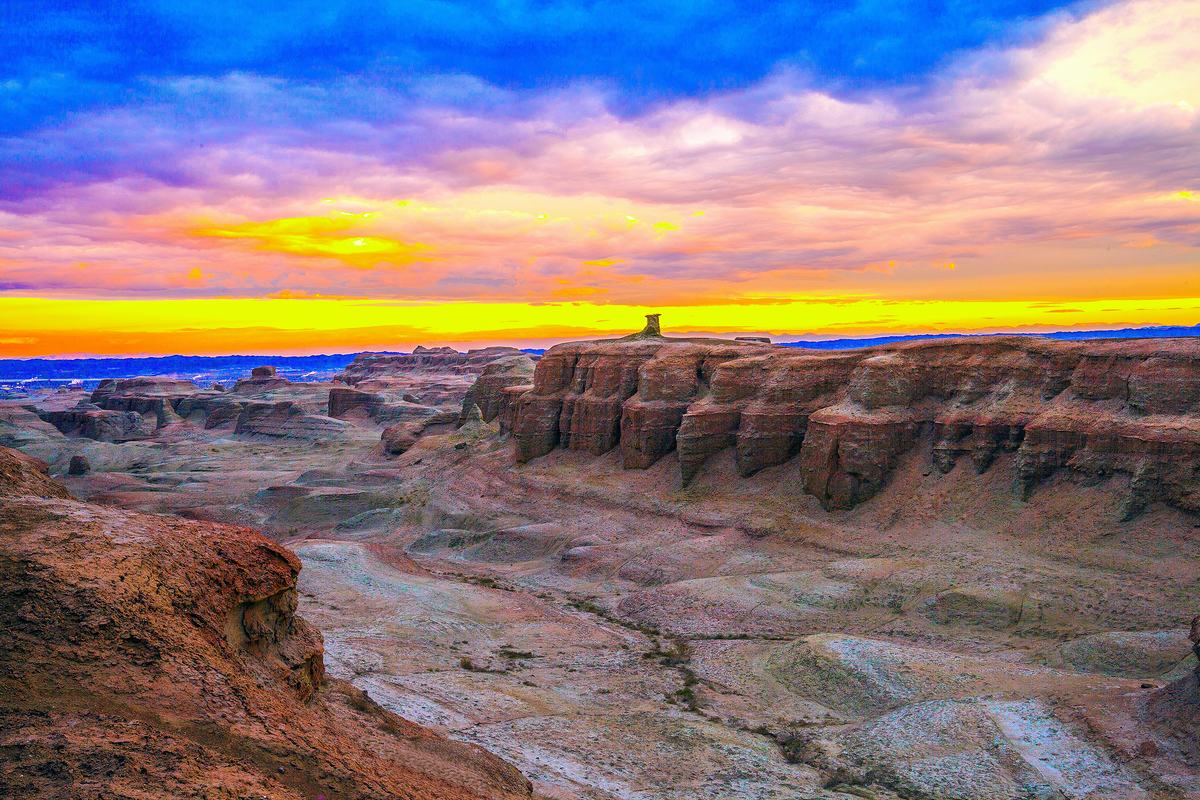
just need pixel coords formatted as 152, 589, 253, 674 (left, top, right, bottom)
0, 445, 530, 800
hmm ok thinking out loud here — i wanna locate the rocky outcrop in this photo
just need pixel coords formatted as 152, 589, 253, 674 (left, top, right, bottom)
508, 336, 1200, 515
40, 407, 154, 442
89, 376, 198, 406
498, 385, 531, 434
0, 447, 71, 499
458, 354, 535, 426
329, 386, 388, 418
328, 386, 445, 424
512, 338, 772, 465
232, 366, 290, 393
163, 393, 245, 429
1144, 616, 1200, 774
64, 376, 207, 435
332, 347, 529, 412
0, 444, 530, 800
337, 346, 527, 385
234, 401, 352, 439
381, 411, 458, 455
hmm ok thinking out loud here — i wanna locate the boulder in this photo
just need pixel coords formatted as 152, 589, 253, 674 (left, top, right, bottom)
381, 422, 422, 455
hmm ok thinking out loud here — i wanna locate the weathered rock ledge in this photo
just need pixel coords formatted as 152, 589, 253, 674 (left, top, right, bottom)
506, 335, 1200, 513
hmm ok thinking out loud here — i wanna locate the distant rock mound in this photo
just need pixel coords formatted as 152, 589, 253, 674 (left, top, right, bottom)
508, 329, 1200, 515
234, 400, 353, 439
328, 386, 445, 425
0, 444, 530, 800
336, 346, 526, 385
89, 375, 199, 405
232, 365, 291, 393
35, 376, 205, 441
39, 406, 155, 442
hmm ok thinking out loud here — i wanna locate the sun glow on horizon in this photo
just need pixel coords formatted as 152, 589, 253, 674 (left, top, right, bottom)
2, 294, 1199, 358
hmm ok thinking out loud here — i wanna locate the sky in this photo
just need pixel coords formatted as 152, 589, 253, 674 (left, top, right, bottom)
1, 0, 1198, 356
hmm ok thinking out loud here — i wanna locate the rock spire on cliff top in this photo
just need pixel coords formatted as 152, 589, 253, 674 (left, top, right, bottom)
619, 313, 663, 341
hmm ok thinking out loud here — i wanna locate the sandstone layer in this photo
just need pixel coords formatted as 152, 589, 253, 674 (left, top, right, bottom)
509, 336, 1200, 513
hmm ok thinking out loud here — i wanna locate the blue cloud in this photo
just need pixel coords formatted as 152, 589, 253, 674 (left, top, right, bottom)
1, 0, 1103, 204
4, 0, 1085, 132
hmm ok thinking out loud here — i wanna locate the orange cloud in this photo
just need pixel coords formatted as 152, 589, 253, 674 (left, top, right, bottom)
192, 214, 433, 267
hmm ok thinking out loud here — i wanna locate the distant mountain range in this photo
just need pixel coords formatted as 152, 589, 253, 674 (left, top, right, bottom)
0, 353, 381, 387
1, 323, 1196, 386
776, 322, 1200, 350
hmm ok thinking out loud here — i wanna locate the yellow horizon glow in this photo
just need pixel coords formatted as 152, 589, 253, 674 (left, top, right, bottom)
1, 295, 1198, 357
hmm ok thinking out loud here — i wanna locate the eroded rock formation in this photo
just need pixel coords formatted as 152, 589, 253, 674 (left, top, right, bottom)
233, 365, 291, 393
507, 335, 1200, 514
89, 376, 199, 406
235, 400, 354, 439
0, 445, 530, 799
41, 377, 207, 440
337, 346, 527, 385
381, 411, 458, 455
39, 406, 154, 442
328, 386, 446, 424
458, 354, 535, 426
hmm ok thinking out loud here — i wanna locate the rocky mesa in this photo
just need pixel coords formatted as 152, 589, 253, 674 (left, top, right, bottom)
508, 326, 1200, 514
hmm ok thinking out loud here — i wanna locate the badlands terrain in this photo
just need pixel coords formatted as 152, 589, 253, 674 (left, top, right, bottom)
3, 322, 1199, 799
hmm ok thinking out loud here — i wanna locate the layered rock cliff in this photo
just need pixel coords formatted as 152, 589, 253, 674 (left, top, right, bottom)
458, 354, 535, 426
0, 445, 530, 799
507, 336, 1200, 515
38, 376, 200, 440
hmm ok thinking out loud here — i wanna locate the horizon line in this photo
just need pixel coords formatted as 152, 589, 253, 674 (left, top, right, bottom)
3, 321, 1199, 362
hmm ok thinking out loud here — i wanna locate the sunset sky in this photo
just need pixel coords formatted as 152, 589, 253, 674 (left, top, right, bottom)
1, 0, 1198, 356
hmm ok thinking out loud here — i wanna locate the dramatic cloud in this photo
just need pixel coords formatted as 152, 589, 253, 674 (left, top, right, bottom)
0, 0, 1197, 354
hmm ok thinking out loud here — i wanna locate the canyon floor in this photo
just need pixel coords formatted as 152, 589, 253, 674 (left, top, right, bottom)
4, 338, 1198, 799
